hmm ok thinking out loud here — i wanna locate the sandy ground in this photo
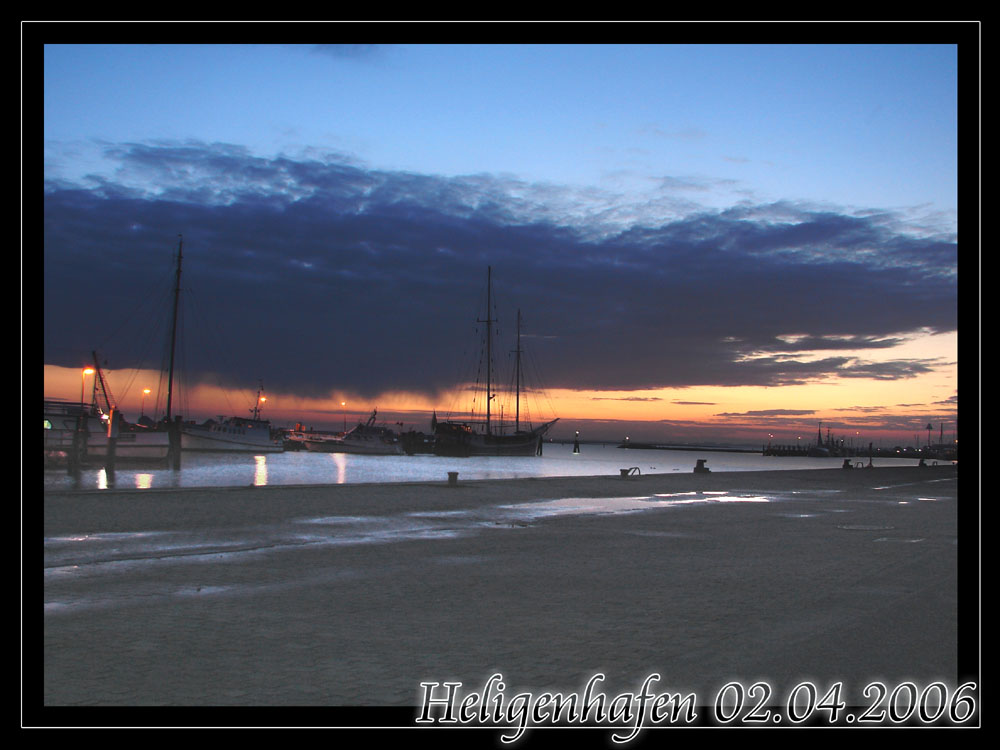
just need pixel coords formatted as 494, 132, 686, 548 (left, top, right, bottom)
35, 465, 975, 729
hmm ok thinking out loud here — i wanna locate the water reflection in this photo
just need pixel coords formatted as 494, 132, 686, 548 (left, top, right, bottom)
332, 452, 347, 484
43, 443, 932, 492
501, 491, 775, 521
253, 455, 268, 486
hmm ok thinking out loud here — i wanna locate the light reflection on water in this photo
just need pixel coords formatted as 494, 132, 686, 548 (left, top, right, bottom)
43, 443, 927, 492
499, 491, 774, 520
253, 455, 267, 486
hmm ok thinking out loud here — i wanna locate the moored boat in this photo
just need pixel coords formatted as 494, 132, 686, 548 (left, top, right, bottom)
432, 268, 557, 457
277, 425, 341, 451
303, 409, 404, 455
180, 383, 283, 453
44, 347, 174, 466
180, 419, 283, 453
432, 416, 556, 457
43, 398, 171, 464
163, 237, 283, 454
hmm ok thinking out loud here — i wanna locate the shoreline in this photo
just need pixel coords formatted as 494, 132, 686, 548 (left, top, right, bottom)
42, 465, 958, 533
39, 464, 974, 725
43, 465, 958, 531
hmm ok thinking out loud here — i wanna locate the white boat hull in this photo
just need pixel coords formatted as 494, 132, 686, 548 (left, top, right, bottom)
303, 436, 404, 455
181, 420, 283, 453
44, 405, 171, 461
44, 429, 172, 460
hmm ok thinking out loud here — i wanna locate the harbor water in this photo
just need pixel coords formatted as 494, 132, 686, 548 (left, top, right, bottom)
43, 442, 931, 492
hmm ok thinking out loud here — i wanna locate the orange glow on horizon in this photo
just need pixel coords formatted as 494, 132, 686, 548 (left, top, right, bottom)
43, 326, 957, 446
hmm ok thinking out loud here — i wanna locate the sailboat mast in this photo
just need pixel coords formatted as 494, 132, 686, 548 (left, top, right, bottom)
165, 235, 183, 422
486, 267, 492, 435
515, 309, 522, 433
478, 266, 496, 435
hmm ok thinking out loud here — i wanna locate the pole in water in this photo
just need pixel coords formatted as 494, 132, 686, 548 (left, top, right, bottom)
168, 416, 183, 469
68, 412, 88, 476
104, 407, 118, 480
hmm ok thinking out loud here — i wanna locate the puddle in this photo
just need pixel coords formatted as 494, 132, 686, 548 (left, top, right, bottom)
874, 537, 925, 543
837, 524, 895, 531
498, 492, 776, 522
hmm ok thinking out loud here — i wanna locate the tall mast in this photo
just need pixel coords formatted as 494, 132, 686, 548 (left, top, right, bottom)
477, 266, 496, 435
165, 235, 183, 422
515, 309, 522, 433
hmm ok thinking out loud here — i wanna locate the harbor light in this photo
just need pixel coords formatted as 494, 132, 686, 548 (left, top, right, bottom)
81, 367, 95, 407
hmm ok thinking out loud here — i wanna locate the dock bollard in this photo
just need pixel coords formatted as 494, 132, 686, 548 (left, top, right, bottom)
448, 471, 459, 486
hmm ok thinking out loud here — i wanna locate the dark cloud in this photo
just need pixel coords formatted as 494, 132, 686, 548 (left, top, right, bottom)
42, 141, 958, 401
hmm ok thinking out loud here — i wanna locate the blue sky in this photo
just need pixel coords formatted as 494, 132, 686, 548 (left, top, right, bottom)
37, 29, 972, 442
44, 43, 958, 217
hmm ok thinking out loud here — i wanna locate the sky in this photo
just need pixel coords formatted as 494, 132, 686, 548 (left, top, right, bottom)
35, 25, 975, 448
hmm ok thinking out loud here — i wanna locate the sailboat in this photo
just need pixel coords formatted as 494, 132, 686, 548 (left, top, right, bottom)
149, 236, 282, 454
433, 267, 558, 457
159, 238, 282, 453
44, 236, 282, 466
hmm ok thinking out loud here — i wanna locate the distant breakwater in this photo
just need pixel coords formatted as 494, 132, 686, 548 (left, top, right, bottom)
616, 442, 760, 454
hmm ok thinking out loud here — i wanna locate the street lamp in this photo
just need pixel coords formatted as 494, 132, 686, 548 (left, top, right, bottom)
81, 367, 95, 409
141, 388, 151, 418
341, 401, 347, 431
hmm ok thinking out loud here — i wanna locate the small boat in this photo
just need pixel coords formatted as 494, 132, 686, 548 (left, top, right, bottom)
180, 383, 283, 453
433, 267, 557, 457
399, 429, 435, 455
44, 353, 171, 465
181, 419, 283, 453
277, 425, 341, 451
43, 398, 171, 464
304, 409, 404, 455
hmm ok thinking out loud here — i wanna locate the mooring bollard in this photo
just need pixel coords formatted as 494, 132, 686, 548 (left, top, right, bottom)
448, 471, 459, 486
